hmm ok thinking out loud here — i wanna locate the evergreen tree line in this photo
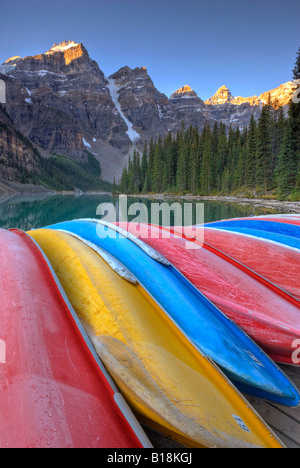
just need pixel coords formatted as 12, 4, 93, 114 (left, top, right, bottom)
119, 48, 300, 201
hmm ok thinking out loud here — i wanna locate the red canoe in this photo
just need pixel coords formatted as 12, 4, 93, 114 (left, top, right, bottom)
201, 226, 300, 301
0, 228, 150, 448
118, 223, 300, 365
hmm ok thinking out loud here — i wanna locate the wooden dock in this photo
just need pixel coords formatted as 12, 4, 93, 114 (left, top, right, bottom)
145, 364, 300, 449
247, 364, 300, 448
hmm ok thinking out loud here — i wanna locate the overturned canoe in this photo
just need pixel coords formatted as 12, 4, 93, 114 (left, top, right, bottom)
123, 222, 300, 367
205, 214, 300, 227
203, 219, 300, 250
254, 217, 300, 227
29, 227, 285, 448
197, 226, 300, 301
0, 228, 150, 448
41, 219, 300, 407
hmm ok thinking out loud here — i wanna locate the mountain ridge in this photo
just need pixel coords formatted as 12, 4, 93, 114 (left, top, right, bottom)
205, 82, 295, 107
0, 40, 296, 185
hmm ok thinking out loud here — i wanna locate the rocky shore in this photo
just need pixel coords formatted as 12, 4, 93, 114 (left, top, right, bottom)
126, 193, 300, 214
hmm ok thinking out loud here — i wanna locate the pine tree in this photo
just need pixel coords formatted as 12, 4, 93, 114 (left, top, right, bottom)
215, 130, 227, 192
176, 124, 188, 193
142, 172, 150, 193
274, 46, 300, 200
152, 136, 163, 193
256, 102, 274, 193
231, 127, 242, 190
236, 133, 247, 189
273, 108, 286, 171
126, 155, 134, 193
200, 125, 212, 194
120, 164, 129, 193
112, 177, 117, 194
292, 46, 300, 80
132, 150, 141, 192
189, 127, 200, 193
246, 115, 258, 194
277, 120, 298, 199
164, 132, 176, 190
140, 142, 148, 190
147, 137, 155, 191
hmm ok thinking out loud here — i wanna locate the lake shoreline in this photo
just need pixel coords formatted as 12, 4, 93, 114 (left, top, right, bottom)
0, 180, 111, 197
124, 193, 300, 214
1, 179, 300, 214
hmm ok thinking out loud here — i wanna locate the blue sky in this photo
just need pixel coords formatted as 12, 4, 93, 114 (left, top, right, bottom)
0, 0, 299, 100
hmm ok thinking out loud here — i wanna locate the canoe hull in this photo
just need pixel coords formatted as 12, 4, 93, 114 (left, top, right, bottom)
43, 220, 300, 408
126, 222, 300, 366
29, 227, 285, 448
200, 227, 300, 301
0, 228, 148, 448
203, 219, 300, 250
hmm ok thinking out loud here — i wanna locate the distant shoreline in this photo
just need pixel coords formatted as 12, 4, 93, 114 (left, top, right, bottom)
1, 180, 300, 213
123, 193, 300, 213
0, 180, 111, 197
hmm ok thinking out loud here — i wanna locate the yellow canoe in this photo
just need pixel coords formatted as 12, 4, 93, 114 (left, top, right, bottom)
29, 228, 284, 448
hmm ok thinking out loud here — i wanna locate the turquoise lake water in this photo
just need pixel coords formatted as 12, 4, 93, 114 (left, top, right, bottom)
0, 193, 281, 231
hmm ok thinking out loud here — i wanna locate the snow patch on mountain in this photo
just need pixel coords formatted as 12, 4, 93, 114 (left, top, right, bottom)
106, 78, 140, 142
0, 63, 16, 75
46, 41, 80, 54
83, 138, 91, 148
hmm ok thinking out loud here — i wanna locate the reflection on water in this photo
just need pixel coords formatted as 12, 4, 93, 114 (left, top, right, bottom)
0, 193, 280, 231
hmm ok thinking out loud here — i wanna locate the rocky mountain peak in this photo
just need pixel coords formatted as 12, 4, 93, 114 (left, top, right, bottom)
205, 81, 295, 108
6, 40, 94, 75
205, 85, 233, 105
45, 41, 81, 54
4, 56, 22, 65
44, 40, 90, 68
109, 65, 148, 84
170, 85, 198, 99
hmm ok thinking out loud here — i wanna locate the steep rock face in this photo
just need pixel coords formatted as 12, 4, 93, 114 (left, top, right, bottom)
165, 85, 207, 132
205, 85, 234, 105
202, 101, 262, 129
170, 85, 198, 99
108, 66, 169, 144
0, 105, 41, 182
1, 41, 130, 179
204, 85, 262, 129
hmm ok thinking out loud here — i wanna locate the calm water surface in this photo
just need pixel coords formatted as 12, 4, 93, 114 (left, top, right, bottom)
0, 193, 281, 231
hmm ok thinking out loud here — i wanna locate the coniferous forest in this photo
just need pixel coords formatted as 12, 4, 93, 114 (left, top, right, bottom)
119, 48, 300, 201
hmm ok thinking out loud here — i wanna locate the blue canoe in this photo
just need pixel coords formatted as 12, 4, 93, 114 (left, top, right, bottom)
205, 219, 300, 239
203, 220, 300, 250
44, 219, 300, 407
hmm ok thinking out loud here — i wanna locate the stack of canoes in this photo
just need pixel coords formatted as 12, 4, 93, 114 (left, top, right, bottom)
0, 214, 299, 448
0, 228, 151, 449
